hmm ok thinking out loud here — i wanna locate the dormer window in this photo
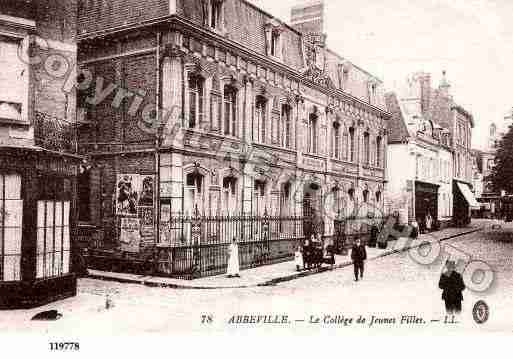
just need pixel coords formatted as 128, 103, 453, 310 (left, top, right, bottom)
368, 80, 378, 104
202, 0, 224, 31
265, 22, 283, 59
271, 31, 280, 57
338, 62, 352, 90
211, 1, 222, 29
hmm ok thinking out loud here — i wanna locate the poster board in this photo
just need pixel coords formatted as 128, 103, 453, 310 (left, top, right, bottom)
116, 174, 141, 216
119, 217, 141, 253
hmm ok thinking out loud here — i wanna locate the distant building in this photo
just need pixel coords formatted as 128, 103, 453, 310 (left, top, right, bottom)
386, 71, 479, 228
472, 112, 513, 217
385, 72, 454, 230
470, 149, 483, 199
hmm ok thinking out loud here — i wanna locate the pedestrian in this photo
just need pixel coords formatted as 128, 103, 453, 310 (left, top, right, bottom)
227, 237, 240, 278
438, 260, 465, 315
410, 220, 419, 239
351, 238, 367, 281
425, 212, 433, 232
294, 245, 304, 271
369, 223, 379, 247
303, 238, 309, 269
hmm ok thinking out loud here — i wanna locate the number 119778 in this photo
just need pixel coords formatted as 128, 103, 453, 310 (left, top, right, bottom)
49, 342, 80, 351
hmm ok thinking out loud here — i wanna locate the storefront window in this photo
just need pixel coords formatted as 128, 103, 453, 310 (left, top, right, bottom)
36, 177, 71, 279
0, 173, 23, 281
36, 200, 71, 279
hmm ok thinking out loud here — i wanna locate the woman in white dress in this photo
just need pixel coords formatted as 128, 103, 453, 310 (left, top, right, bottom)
227, 237, 240, 278
294, 245, 304, 271
425, 212, 433, 232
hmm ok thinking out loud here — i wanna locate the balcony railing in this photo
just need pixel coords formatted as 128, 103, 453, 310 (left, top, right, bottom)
34, 111, 78, 154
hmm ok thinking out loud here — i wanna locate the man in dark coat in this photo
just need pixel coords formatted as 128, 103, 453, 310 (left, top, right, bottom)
351, 238, 367, 281
438, 260, 466, 314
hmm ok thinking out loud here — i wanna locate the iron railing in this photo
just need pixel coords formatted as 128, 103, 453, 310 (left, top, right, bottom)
34, 111, 78, 153
155, 211, 307, 279
85, 211, 387, 279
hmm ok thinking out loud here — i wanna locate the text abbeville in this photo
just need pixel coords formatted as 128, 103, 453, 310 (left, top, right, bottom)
228, 315, 289, 324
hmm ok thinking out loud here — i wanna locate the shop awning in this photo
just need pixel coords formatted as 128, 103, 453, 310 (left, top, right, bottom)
457, 182, 480, 208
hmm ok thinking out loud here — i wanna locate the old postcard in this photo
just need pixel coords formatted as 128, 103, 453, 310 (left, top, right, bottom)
1, 0, 512, 354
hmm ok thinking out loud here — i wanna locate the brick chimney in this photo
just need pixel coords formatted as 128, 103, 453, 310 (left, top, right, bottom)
417, 72, 431, 114
400, 72, 431, 117
290, 1, 325, 36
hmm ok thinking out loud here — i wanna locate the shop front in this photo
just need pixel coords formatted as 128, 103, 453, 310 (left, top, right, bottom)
0, 146, 80, 309
453, 180, 479, 227
415, 181, 439, 232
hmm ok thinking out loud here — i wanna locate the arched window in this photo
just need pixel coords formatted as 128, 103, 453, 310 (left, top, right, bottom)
279, 181, 292, 231
347, 188, 355, 218
332, 122, 340, 159
375, 191, 381, 203
363, 189, 369, 203
281, 104, 291, 148
222, 176, 238, 215
255, 96, 267, 143
223, 85, 237, 137
348, 188, 355, 201
332, 186, 343, 217
308, 113, 318, 154
342, 129, 348, 161
349, 127, 355, 162
185, 172, 205, 215
188, 74, 204, 129
376, 136, 382, 167
254, 180, 267, 216
363, 132, 370, 165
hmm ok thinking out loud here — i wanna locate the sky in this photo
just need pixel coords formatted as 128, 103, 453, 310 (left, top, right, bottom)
249, 0, 513, 149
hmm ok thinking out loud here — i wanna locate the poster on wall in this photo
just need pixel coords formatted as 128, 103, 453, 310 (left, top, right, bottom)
139, 175, 155, 207
119, 217, 141, 253
139, 206, 154, 237
159, 203, 171, 246
116, 174, 141, 216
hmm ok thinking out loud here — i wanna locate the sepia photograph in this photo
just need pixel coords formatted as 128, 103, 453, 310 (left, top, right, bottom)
1, 0, 512, 354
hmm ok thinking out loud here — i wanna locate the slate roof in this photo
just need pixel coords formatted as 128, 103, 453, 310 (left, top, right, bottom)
385, 92, 410, 144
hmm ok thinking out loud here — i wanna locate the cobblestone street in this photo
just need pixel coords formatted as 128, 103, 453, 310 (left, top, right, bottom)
2, 220, 512, 335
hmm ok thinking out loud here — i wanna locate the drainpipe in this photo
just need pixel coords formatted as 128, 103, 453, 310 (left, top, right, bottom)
155, 31, 162, 246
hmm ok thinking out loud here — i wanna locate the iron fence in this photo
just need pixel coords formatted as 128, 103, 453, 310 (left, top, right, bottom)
156, 212, 306, 279
84, 211, 387, 280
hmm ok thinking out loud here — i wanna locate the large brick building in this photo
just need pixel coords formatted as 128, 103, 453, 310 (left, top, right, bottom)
75, 0, 390, 278
0, 0, 80, 308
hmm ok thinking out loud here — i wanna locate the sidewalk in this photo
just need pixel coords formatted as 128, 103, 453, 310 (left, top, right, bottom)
87, 223, 483, 290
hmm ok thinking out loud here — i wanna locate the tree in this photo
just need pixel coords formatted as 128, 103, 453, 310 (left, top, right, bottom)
487, 124, 513, 193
